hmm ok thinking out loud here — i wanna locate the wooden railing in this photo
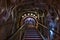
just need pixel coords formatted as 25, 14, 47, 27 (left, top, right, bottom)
6, 24, 26, 40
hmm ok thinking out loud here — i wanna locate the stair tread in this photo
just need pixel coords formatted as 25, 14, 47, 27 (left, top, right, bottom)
24, 39, 42, 40
24, 36, 40, 37
25, 36, 40, 38
24, 38, 42, 39
24, 34, 40, 35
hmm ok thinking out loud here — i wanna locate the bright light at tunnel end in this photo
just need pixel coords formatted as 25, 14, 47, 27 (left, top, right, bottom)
24, 17, 36, 25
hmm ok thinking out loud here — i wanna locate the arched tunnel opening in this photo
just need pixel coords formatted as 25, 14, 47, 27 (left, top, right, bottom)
24, 17, 36, 25
20, 12, 38, 28
23, 17, 36, 28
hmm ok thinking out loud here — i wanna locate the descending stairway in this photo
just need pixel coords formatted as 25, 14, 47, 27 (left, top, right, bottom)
23, 27, 43, 40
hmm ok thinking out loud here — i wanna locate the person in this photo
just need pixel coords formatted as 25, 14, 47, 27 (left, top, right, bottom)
49, 19, 56, 40
46, 13, 56, 40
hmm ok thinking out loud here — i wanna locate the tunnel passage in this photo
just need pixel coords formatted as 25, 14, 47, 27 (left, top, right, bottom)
24, 17, 36, 25
23, 17, 36, 28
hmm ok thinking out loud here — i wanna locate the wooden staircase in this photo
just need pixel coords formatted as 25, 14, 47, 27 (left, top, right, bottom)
23, 28, 43, 40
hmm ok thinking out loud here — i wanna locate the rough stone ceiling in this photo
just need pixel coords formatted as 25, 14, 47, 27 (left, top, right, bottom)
0, 0, 60, 19
0, 0, 60, 8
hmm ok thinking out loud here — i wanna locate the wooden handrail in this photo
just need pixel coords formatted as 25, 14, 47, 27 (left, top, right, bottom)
37, 29, 47, 40
6, 24, 25, 40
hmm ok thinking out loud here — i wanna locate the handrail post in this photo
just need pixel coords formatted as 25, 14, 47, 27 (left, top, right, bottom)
48, 28, 50, 40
